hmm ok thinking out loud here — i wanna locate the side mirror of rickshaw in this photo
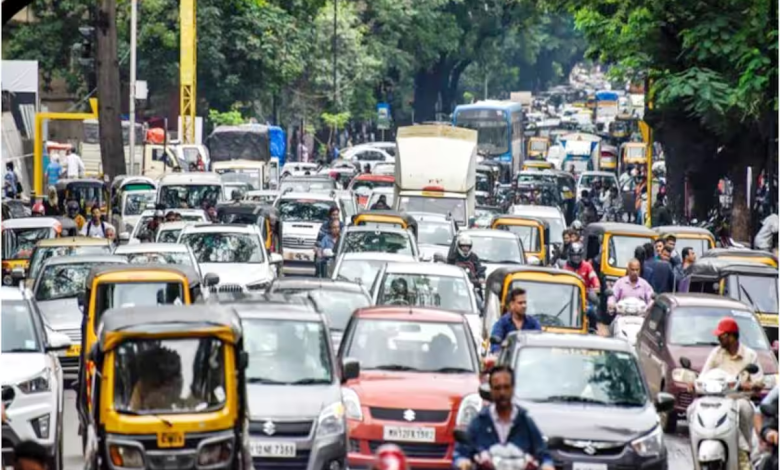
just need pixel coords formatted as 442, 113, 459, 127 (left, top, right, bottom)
269, 253, 284, 265
77, 293, 85, 311
11, 267, 25, 280
342, 358, 360, 382
238, 351, 249, 370
203, 272, 220, 288
119, 232, 130, 242
679, 357, 692, 370
420, 253, 432, 262
433, 253, 446, 263
88, 342, 99, 362
112, 207, 120, 216
772, 340, 779, 355
526, 255, 541, 266
478, 382, 492, 402
744, 364, 760, 375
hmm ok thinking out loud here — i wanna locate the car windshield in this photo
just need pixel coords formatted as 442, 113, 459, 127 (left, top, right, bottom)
277, 200, 335, 223
497, 225, 539, 252
218, 170, 261, 189
513, 347, 647, 406
134, 214, 204, 236
342, 231, 414, 256
113, 338, 226, 413
668, 307, 770, 350
378, 273, 473, 313
510, 280, 582, 328
159, 184, 222, 209
2, 228, 53, 259
181, 232, 265, 263
224, 184, 250, 199
345, 319, 475, 373
334, 259, 390, 287
530, 140, 548, 152
29, 245, 112, 281
579, 175, 617, 190
472, 235, 523, 264
125, 251, 194, 268
734, 275, 779, 314
398, 197, 466, 225
608, 235, 655, 268
454, 117, 509, 156
2, 301, 39, 353
123, 192, 156, 216
278, 289, 370, 332
417, 221, 454, 246
35, 263, 94, 301
95, 282, 185, 326
351, 179, 393, 192
157, 229, 182, 243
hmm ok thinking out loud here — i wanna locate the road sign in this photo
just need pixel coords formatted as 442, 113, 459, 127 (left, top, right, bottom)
377, 103, 391, 130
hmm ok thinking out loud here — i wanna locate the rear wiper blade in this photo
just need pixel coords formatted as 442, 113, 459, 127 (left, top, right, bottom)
247, 377, 286, 385
373, 364, 419, 371
288, 378, 332, 385
543, 395, 608, 405
428, 366, 474, 373
739, 283, 758, 311
3, 348, 38, 353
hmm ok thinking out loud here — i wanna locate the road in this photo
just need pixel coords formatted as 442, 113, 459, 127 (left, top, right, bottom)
61, 389, 694, 470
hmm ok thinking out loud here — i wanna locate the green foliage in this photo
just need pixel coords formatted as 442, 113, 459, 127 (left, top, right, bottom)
321, 111, 351, 130
208, 109, 247, 126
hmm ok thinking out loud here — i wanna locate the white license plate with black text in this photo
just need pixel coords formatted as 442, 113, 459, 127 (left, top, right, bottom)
573, 463, 607, 470
249, 440, 297, 458
382, 426, 435, 443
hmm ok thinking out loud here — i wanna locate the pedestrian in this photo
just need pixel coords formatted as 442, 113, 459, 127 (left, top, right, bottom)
4, 162, 19, 199
80, 206, 109, 238
45, 155, 63, 188
646, 246, 676, 294
64, 148, 85, 179
651, 196, 672, 227
653, 239, 665, 258
12, 440, 49, 470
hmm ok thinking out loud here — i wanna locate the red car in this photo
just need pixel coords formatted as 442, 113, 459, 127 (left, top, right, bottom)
348, 175, 395, 208
339, 306, 482, 469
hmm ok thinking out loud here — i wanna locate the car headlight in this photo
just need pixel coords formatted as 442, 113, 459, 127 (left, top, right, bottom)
671, 368, 697, 384
108, 444, 145, 468
245, 279, 271, 291
31, 414, 50, 439
763, 375, 776, 389
341, 387, 363, 421
18, 373, 50, 394
316, 402, 346, 437
197, 439, 233, 467
631, 426, 663, 457
456, 393, 482, 427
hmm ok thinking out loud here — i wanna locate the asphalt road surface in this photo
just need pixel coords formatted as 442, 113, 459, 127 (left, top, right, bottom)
61, 389, 694, 470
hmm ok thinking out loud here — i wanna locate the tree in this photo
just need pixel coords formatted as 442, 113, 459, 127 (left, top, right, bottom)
208, 109, 246, 126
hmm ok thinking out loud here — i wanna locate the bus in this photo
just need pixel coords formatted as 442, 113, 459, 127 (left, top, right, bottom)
452, 101, 524, 182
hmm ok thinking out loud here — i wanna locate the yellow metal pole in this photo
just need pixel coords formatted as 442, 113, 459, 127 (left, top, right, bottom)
180, 0, 196, 144
645, 78, 654, 227
33, 99, 99, 195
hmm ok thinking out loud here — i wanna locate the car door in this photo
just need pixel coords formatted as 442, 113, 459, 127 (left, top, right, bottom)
638, 302, 666, 396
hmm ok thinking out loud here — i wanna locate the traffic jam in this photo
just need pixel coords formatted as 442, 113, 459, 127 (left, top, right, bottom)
2, 93, 779, 470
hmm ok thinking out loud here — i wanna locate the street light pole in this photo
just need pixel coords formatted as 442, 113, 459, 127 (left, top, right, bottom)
332, 0, 338, 106
128, 0, 138, 175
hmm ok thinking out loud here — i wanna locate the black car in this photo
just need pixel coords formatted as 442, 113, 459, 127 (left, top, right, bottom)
495, 331, 675, 470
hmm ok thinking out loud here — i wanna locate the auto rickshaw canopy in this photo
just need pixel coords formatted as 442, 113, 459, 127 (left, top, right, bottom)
351, 210, 418, 237
701, 248, 778, 268
55, 179, 109, 215
86, 263, 203, 294
97, 304, 242, 352
683, 257, 778, 280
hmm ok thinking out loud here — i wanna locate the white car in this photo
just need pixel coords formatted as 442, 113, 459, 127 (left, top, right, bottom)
331, 252, 416, 287
1, 287, 70, 470
243, 189, 280, 205
127, 208, 209, 242
408, 212, 457, 262
344, 147, 394, 172
154, 221, 193, 243
281, 162, 320, 177
372, 163, 395, 176
178, 223, 282, 291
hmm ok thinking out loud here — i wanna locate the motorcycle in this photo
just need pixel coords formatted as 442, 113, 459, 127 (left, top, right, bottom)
682, 357, 760, 470
453, 429, 540, 470
609, 297, 647, 346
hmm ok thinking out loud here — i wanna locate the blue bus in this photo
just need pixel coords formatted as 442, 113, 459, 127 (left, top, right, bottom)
452, 101, 524, 182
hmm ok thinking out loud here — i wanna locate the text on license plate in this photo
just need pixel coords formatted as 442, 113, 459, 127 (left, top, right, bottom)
284, 252, 312, 262
157, 431, 185, 448
65, 344, 81, 357
249, 441, 296, 458
573, 463, 607, 470
382, 426, 435, 443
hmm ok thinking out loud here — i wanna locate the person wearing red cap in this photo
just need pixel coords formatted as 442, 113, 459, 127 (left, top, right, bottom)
697, 316, 764, 470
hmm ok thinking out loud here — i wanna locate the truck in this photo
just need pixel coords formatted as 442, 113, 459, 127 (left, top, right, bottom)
594, 90, 620, 131
559, 132, 602, 175
509, 91, 533, 108
393, 125, 477, 227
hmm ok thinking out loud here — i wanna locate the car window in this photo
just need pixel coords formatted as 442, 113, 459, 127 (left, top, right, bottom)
2, 301, 41, 352
181, 232, 265, 263
36, 263, 93, 301
342, 231, 413, 256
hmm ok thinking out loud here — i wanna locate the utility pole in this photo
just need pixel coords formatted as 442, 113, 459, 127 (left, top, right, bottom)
128, 0, 138, 175
332, 0, 338, 107
96, 0, 125, 180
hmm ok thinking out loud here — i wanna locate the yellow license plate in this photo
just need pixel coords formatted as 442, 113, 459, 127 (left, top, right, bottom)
756, 313, 779, 327
157, 431, 185, 448
65, 344, 81, 357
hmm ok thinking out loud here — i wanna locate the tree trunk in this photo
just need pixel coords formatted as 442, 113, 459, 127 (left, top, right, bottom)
96, 0, 125, 179
729, 162, 751, 244
413, 66, 443, 123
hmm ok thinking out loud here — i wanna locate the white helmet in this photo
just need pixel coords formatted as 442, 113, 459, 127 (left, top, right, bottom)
456, 234, 473, 257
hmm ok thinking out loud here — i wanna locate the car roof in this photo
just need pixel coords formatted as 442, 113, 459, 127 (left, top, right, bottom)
232, 303, 323, 322
181, 223, 258, 234
279, 192, 336, 201
159, 172, 223, 185
40, 255, 128, 267
369, 187, 394, 194
654, 226, 715, 236
510, 205, 564, 217
657, 293, 753, 311
406, 212, 449, 221
579, 171, 616, 177
353, 305, 467, 323
2, 217, 61, 228
339, 252, 416, 262
510, 331, 634, 352
459, 229, 519, 239
114, 243, 191, 253
344, 225, 410, 235
585, 222, 658, 236
86, 263, 201, 286
139, 209, 207, 217
383, 262, 466, 277
269, 278, 369, 294
157, 222, 192, 230
35, 237, 113, 247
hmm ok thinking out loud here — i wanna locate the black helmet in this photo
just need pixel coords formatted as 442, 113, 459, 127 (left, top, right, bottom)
569, 242, 584, 266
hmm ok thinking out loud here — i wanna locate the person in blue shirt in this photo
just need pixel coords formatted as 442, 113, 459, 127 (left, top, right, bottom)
453, 365, 554, 470
45, 155, 62, 187
316, 220, 341, 277
4, 162, 18, 199
489, 288, 542, 353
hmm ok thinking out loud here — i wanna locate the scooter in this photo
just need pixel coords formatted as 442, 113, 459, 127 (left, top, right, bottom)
453, 428, 540, 470
609, 297, 646, 346
684, 357, 760, 470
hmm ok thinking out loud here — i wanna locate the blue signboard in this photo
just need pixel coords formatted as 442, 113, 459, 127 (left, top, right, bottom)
377, 103, 391, 130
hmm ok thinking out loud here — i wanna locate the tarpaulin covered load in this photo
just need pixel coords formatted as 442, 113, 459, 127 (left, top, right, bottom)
268, 126, 286, 166
205, 124, 271, 163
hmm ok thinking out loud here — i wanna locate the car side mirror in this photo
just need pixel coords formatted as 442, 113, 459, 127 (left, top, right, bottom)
772, 340, 779, 354
77, 293, 85, 310
119, 232, 130, 242
11, 267, 25, 279
654, 392, 675, 413
342, 358, 360, 382
526, 255, 541, 266
679, 356, 692, 370
269, 253, 283, 265
203, 272, 220, 287
478, 382, 492, 402
744, 364, 759, 375
46, 330, 71, 352
433, 253, 446, 263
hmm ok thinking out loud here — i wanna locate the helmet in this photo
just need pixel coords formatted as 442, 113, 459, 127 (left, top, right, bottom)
67, 200, 80, 216
571, 220, 583, 232
32, 202, 45, 216
456, 234, 473, 257
569, 242, 584, 266
373, 444, 408, 470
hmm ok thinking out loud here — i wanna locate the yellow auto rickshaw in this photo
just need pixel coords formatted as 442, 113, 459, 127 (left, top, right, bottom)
351, 211, 418, 239
1, 217, 64, 285
56, 179, 110, 218
527, 137, 550, 160
619, 142, 648, 174
521, 161, 554, 172
490, 215, 549, 265
482, 267, 589, 349
654, 226, 716, 257
679, 258, 778, 342
701, 248, 778, 268
76, 264, 217, 424
82, 304, 248, 470
583, 222, 657, 288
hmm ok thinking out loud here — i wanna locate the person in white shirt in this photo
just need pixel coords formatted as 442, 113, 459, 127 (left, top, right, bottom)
80, 206, 112, 238
65, 148, 85, 179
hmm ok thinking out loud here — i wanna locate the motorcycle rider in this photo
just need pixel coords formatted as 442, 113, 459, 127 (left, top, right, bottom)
758, 385, 778, 470
693, 317, 765, 470
606, 259, 654, 333
317, 206, 343, 243
65, 200, 86, 231
447, 234, 485, 284
562, 242, 601, 332
489, 288, 542, 353
453, 365, 555, 470
577, 190, 598, 225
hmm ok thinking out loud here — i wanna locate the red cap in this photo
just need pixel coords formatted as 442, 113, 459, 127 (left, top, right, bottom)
713, 317, 739, 337
373, 444, 408, 470
32, 202, 44, 214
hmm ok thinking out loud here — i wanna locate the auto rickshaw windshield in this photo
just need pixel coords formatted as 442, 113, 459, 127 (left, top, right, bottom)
113, 337, 227, 414
499, 225, 540, 252
734, 275, 779, 313
510, 280, 582, 328
608, 235, 655, 268
2, 228, 53, 259
95, 282, 185, 326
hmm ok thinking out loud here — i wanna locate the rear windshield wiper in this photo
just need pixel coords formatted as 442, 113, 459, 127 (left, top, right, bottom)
372, 364, 419, 371
118, 409, 173, 427
428, 366, 474, 374
247, 377, 287, 385
288, 378, 332, 385
739, 283, 759, 311
543, 395, 608, 405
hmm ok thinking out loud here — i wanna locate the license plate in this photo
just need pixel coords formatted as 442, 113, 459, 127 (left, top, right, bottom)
382, 426, 436, 443
157, 431, 185, 448
249, 440, 296, 458
65, 344, 81, 357
573, 463, 607, 470
284, 252, 312, 262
